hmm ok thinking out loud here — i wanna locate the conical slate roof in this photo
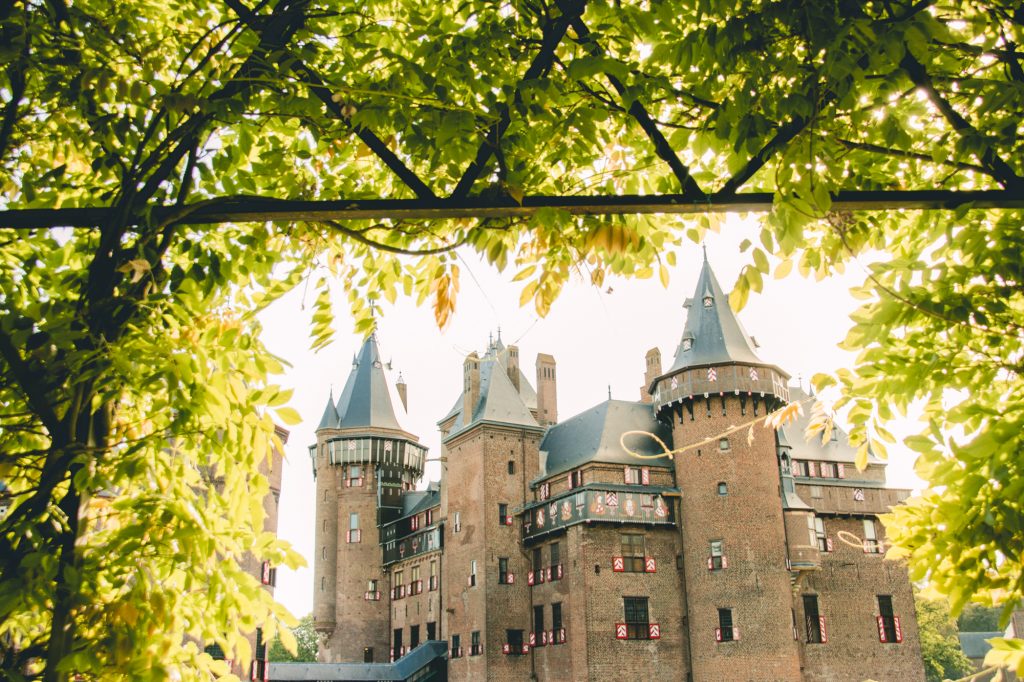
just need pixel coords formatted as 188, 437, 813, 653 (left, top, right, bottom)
316, 393, 340, 430
325, 335, 404, 432
667, 255, 764, 373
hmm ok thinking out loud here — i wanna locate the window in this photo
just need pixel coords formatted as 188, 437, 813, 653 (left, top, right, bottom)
534, 604, 545, 643
804, 595, 823, 643
394, 571, 404, 598
322, 546, 327, 560
539, 482, 550, 500
508, 460, 515, 475
393, 629, 403, 658
427, 622, 436, 640
717, 608, 735, 642
552, 602, 563, 632
623, 597, 650, 639
878, 595, 899, 643
429, 559, 438, 590
792, 460, 808, 477
624, 466, 640, 484
498, 503, 510, 525
499, 558, 509, 585
620, 533, 646, 572
451, 634, 461, 658
426, 508, 434, 525
469, 560, 477, 587
550, 542, 561, 569
368, 579, 377, 592
410, 625, 420, 649
411, 565, 421, 594
506, 629, 524, 654
814, 517, 828, 552
569, 470, 583, 488
347, 513, 361, 543
709, 540, 726, 570
863, 519, 880, 553
348, 464, 363, 486
703, 295, 713, 307
254, 628, 266, 679
363, 647, 373, 663
320, 576, 325, 591
453, 511, 461, 532
719, 437, 730, 451
717, 481, 728, 496
819, 462, 836, 478
471, 631, 482, 656
533, 547, 544, 572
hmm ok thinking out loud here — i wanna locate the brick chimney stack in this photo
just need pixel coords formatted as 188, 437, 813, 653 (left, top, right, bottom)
536, 353, 557, 426
463, 352, 480, 424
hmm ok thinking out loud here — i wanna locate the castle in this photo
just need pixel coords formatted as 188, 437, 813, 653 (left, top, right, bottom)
307, 256, 925, 681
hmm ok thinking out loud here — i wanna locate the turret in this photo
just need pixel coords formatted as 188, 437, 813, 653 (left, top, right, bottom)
656, 255, 801, 681
536, 353, 557, 426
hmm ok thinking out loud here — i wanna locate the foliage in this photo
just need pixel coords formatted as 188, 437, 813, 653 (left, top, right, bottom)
268, 615, 318, 663
1, 0, 1023, 679
958, 603, 1005, 633
915, 592, 975, 682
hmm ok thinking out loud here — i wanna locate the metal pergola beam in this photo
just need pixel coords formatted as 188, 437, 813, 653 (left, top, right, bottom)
2, 190, 1022, 229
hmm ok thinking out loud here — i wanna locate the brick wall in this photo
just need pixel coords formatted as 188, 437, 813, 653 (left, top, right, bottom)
672, 394, 803, 681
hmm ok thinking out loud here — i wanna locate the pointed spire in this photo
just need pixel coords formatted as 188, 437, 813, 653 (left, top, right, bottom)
316, 391, 340, 431
335, 335, 404, 431
666, 257, 763, 373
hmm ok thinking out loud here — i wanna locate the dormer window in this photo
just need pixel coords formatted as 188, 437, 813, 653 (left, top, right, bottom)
703, 296, 713, 308
682, 338, 692, 351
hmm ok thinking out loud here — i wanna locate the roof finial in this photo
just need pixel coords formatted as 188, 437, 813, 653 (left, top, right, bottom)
702, 241, 708, 261
608, 384, 612, 400
488, 330, 494, 348
497, 326, 502, 342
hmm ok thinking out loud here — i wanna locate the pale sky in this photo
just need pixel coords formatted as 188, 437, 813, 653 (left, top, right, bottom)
257, 214, 926, 619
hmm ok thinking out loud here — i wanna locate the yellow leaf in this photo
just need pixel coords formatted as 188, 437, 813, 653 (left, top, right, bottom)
855, 443, 869, 470
659, 264, 670, 288
519, 280, 538, 307
276, 407, 302, 426
774, 258, 793, 279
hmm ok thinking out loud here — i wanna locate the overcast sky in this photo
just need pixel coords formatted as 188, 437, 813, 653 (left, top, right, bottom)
257, 214, 925, 619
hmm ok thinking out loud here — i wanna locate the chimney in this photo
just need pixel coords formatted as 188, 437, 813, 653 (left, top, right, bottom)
536, 353, 557, 426
506, 345, 521, 392
463, 352, 480, 425
396, 372, 408, 411
641, 347, 662, 403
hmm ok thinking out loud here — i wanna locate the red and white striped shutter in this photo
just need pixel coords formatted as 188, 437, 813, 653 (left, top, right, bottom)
467, 575, 473, 586
502, 643, 510, 655
645, 556, 656, 573
623, 466, 631, 484
641, 467, 650, 485
263, 659, 270, 682
389, 648, 394, 662
612, 556, 625, 572
877, 616, 887, 642
837, 463, 846, 478
819, 616, 828, 643
615, 624, 628, 640
808, 462, 817, 477
558, 628, 566, 643
733, 626, 740, 640
826, 538, 833, 552
648, 623, 661, 639
505, 515, 513, 526
507, 572, 515, 584
557, 564, 564, 579
722, 555, 728, 569
707, 557, 714, 570
715, 628, 722, 642
545, 566, 552, 582
529, 632, 536, 646
345, 530, 351, 543
528, 570, 534, 586
261, 561, 271, 585
894, 616, 903, 643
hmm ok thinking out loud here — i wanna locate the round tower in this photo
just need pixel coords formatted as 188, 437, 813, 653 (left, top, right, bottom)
310, 336, 425, 663
651, 256, 801, 680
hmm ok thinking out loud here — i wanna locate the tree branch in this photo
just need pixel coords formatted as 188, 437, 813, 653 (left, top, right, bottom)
450, 0, 586, 198
564, 11, 704, 198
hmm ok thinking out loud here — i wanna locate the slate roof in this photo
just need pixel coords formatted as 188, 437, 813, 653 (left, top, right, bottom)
443, 338, 541, 438
317, 393, 340, 430
780, 387, 883, 465
959, 632, 1002, 659
317, 335, 405, 432
666, 254, 765, 374
401, 482, 441, 518
539, 399, 673, 479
